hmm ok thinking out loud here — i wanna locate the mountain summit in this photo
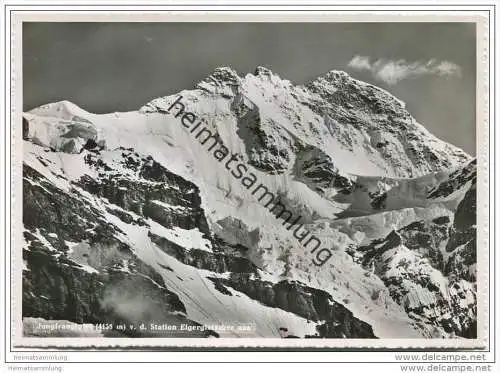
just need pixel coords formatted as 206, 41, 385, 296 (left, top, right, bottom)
22, 66, 476, 339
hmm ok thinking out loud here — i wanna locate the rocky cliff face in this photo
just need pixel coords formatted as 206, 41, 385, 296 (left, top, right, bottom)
351, 197, 476, 338
22, 66, 476, 339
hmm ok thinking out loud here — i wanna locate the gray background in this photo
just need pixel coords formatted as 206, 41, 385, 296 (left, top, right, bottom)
23, 22, 476, 154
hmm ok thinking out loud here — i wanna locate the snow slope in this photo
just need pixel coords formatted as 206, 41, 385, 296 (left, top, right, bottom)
21, 66, 476, 340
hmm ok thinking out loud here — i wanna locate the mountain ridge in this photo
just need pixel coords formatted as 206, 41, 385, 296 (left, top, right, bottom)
21, 66, 477, 340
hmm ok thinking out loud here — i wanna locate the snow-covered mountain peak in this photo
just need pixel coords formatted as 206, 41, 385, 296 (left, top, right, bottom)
199, 66, 241, 87
305, 68, 408, 113
29, 65, 471, 180
253, 65, 275, 76
22, 63, 477, 340
251, 65, 288, 83
314, 69, 352, 82
28, 99, 92, 121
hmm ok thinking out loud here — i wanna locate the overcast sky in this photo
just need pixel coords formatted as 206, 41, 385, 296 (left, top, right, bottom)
23, 22, 476, 155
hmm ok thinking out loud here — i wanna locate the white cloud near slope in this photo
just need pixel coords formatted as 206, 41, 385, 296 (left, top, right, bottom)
348, 55, 462, 85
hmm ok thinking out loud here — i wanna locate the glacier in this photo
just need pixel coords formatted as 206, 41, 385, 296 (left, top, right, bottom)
21, 66, 476, 340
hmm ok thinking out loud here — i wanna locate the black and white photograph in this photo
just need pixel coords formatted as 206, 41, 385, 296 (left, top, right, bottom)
9, 8, 491, 357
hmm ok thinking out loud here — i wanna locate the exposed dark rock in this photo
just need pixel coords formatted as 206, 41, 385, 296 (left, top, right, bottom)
22, 163, 216, 337
232, 94, 292, 174
370, 191, 388, 210
292, 143, 353, 194
432, 216, 450, 225
444, 183, 476, 282
428, 160, 476, 199
352, 188, 476, 338
23, 116, 30, 140
77, 151, 211, 235
22, 235, 212, 337
215, 274, 376, 338
149, 232, 258, 274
